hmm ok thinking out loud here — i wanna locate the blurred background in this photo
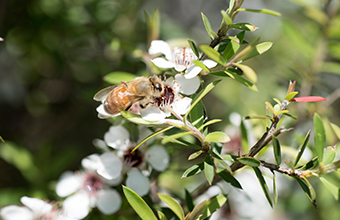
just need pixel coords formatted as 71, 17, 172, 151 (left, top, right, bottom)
0, 0, 340, 219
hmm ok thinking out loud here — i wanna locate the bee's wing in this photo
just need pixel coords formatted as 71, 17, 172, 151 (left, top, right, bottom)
93, 85, 117, 102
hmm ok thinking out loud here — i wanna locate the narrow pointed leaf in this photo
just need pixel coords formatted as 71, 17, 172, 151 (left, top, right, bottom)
187, 38, 200, 58
121, 111, 160, 125
223, 31, 245, 61
238, 157, 261, 167
233, 37, 260, 62
186, 200, 209, 220
103, 72, 137, 84
284, 91, 299, 101
212, 70, 258, 91
230, 22, 258, 31
185, 188, 195, 212
204, 131, 230, 143
162, 131, 193, 144
291, 96, 327, 102
232, 63, 257, 84
240, 120, 249, 153
331, 123, 340, 140
294, 130, 311, 167
253, 167, 273, 207
201, 13, 216, 39
272, 171, 278, 206
204, 155, 215, 185
237, 8, 282, 17
189, 96, 206, 128
210, 151, 231, 172
217, 170, 242, 189
294, 177, 317, 208
314, 113, 326, 162
200, 45, 226, 65
182, 163, 204, 178
199, 119, 222, 131
158, 193, 185, 220
265, 101, 275, 114
322, 146, 336, 165
273, 98, 281, 106
122, 186, 158, 220
221, 10, 232, 25
320, 176, 340, 202
272, 136, 281, 165
275, 110, 289, 115
203, 195, 228, 217
169, 138, 201, 150
188, 150, 203, 160
243, 42, 273, 61
157, 211, 167, 220
192, 60, 210, 72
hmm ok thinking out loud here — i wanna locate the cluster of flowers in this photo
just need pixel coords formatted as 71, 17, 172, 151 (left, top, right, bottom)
0, 40, 215, 220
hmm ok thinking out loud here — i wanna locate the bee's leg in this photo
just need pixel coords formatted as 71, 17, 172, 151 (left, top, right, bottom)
139, 102, 150, 109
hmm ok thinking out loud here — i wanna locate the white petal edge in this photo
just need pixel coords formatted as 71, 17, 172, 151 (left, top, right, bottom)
148, 40, 172, 59
81, 154, 101, 171
140, 105, 170, 121
96, 189, 122, 215
175, 74, 200, 95
56, 171, 81, 197
20, 197, 52, 214
145, 145, 170, 172
104, 125, 130, 149
203, 59, 217, 68
174, 65, 187, 72
96, 104, 115, 119
184, 65, 202, 79
171, 97, 192, 115
97, 152, 123, 180
151, 58, 176, 69
0, 205, 33, 220
126, 169, 150, 197
63, 192, 90, 220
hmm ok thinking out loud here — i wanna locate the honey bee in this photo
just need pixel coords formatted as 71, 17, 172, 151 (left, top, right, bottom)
94, 76, 164, 118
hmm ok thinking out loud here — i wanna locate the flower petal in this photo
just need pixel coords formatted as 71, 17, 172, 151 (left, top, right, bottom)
126, 169, 150, 196
104, 174, 123, 186
151, 57, 176, 69
140, 105, 170, 121
148, 40, 172, 59
175, 74, 200, 95
104, 125, 130, 149
81, 154, 101, 171
174, 65, 187, 72
184, 65, 202, 79
96, 104, 116, 119
202, 59, 217, 68
63, 192, 90, 220
96, 189, 122, 215
56, 171, 81, 197
172, 97, 192, 115
20, 197, 52, 214
145, 145, 170, 171
97, 152, 123, 180
0, 205, 33, 220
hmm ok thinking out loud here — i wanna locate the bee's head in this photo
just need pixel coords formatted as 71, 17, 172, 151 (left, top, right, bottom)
149, 76, 164, 95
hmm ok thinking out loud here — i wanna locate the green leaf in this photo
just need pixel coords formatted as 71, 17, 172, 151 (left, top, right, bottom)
237, 8, 282, 17
204, 155, 215, 185
273, 98, 281, 106
284, 91, 299, 101
320, 175, 340, 202
238, 157, 261, 167
189, 96, 206, 128
265, 101, 275, 114
203, 195, 228, 217
322, 146, 336, 165
169, 138, 201, 150
201, 13, 216, 39
232, 63, 257, 84
103, 72, 137, 84
210, 70, 258, 91
221, 10, 232, 25
157, 211, 167, 220
188, 150, 203, 160
253, 167, 273, 207
230, 22, 258, 31
182, 163, 204, 178
133, 126, 174, 152
187, 38, 200, 58
223, 31, 245, 61
200, 45, 226, 65
185, 188, 195, 212
184, 80, 221, 122
121, 111, 160, 125
158, 193, 185, 220
145, 9, 160, 44
122, 186, 158, 220
240, 120, 249, 153
198, 119, 222, 131
210, 151, 231, 172
243, 42, 273, 61
314, 113, 326, 162
186, 200, 209, 220
272, 137, 281, 165
330, 123, 340, 140
204, 131, 230, 143
192, 60, 210, 72
162, 131, 193, 144
294, 130, 311, 167
217, 170, 242, 189
272, 171, 278, 206
233, 37, 260, 62
294, 177, 317, 208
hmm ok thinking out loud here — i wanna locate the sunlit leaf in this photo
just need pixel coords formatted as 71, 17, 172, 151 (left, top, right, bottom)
253, 167, 273, 207
210, 151, 231, 172
217, 170, 242, 189
322, 146, 336, 165
221, 10, 232, 25
201, 13, 216, 39
284, 91, 298, 101
265, 101, 275, 114
200, 45, 226, 65
203, 195, 228, 217
204, 155, 215, 185
237, 8, 282, 17
204, 131, 230, 143
243, 42, 273, 61
320, 175, 340, 202
186, 200, 209, 220
232, 63, 257, 84
294, 177, 317, 208
273, 98, 281, 106
238, 157, 261, 167
133, 126, 173, 152
182, 163, 204, 178
189, 96, 206, 128
233, 37, 260, 62
121, 111, 160, 125
230, 22, 258, 31
161, 131, 193, 144
272, 136, 281, 165
103, 72, 137, 84
198, 119, 222, 131
158, 193, 185, 220
122, 186, 158, 220
210, 70, 258, 91
188, 150, 203, 160
314, 113, 326, 162
157, 211, 167, 220
223, 31, 245, 61
294, 130, 311, 167
330, 123, 340, 140
192, 60, 210, 72
187, 38, 200, 58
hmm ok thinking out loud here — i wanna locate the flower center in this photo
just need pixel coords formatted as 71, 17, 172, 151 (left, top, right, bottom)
171, 47, 197, 67
123, 147, 144, 168
82, 173, 103, 195
154, 85, 175, 107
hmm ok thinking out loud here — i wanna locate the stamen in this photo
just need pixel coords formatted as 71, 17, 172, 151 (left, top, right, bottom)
171, 47, 197, 67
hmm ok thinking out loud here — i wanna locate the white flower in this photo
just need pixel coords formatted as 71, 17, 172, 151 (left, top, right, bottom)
149, 40, 217, 79
140, 74, 200, 122
56, 155, 122, 219
97, 125, 170, 196
0, 196, 77, 220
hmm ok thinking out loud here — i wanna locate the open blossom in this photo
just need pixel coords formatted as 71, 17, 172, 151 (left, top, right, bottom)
55, 155, 122, 219
149, 40, 217, 79
94, 125, 170, 196
139, 74, 200, 122
0, 197, 77, 220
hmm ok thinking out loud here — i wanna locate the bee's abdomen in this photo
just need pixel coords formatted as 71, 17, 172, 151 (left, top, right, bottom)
103, 96, 119, 115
